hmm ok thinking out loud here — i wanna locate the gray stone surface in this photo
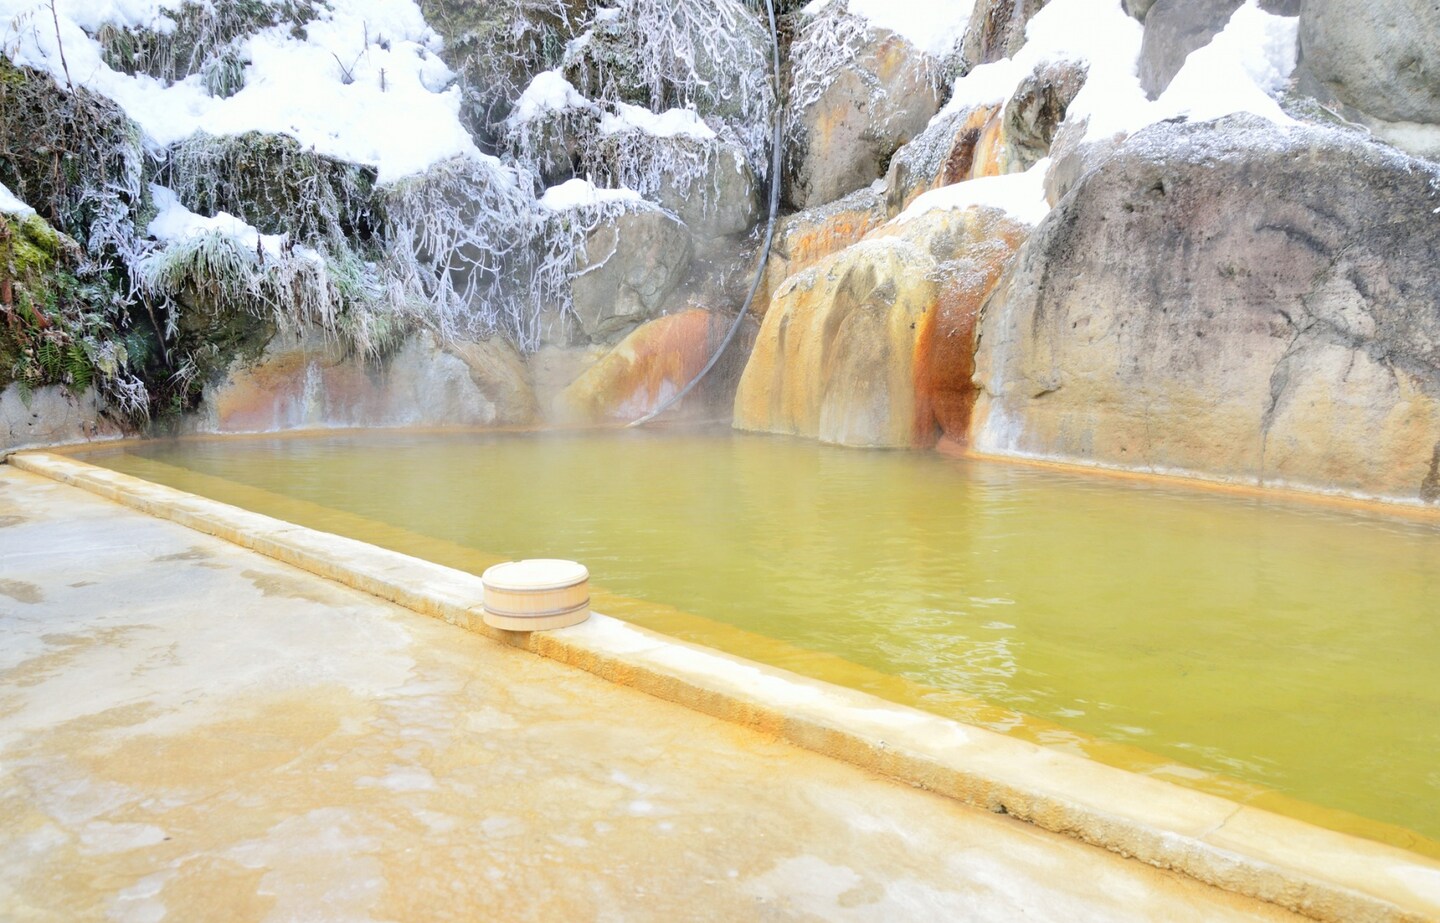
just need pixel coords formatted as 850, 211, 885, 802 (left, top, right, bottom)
961, 0, 1052, 69
570, 209, 693, 341
1123, 0, 1157, 21
1042, 117, 1124, 206
0, 384, 120, 452
1297, 0, 1440, 160
973, 115, 1440, 501
1003, 60, 1089, 172
196, 330, 536, 433
0, 465, 1302, 922
785, 11, 942, 209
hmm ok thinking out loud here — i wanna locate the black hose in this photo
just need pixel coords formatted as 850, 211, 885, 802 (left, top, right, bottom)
627, 0, 784, 428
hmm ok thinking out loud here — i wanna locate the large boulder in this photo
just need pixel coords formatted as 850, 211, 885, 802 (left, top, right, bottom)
884, 104, 1006, 217
1297, 0, 1440, 160
735, 205, 1028, 447
587, 131, 759, 240
757, 187, 888, 312
569, 209, 693, 342
555, 309, 731, 424
960, 0, 1052, 70
872, 209, 1030, 444
785, 9, 942, 209
199, 331, 536, 432
970, 116, 1440, 502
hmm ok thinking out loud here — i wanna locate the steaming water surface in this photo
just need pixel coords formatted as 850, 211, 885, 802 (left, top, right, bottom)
84, 429, 1440, 851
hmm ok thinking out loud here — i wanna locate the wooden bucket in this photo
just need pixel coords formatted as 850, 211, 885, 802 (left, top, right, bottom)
481, 559, 590, 631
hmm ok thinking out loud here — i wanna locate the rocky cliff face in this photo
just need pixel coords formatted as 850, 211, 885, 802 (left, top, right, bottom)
971, 116, 1440, 502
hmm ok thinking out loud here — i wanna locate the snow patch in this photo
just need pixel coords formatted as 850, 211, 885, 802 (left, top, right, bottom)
935, 0, 1297, 144
802, 0, 973, 58
0, 181, 35, 216
537, 178, 643, 212
600, 101, 716, 140
146, 184, 287, 256
0, 0, 476, 182
507, 69, 592, 125
1150, 3, 1298, 126
894, 160, 1052, 227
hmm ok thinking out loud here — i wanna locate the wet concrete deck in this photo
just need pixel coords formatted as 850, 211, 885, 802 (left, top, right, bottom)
0, 465, 1302, 922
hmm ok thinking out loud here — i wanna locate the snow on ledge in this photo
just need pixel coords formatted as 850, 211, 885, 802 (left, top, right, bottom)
538, 178, 643, 212
0, 181, 36, 217
893, 160, 1052, 228
802, 0, 974, 59
147, 184, 288, 256
0, 0, 479, 183
507, 69, 593, 125
599, 102, 716, 141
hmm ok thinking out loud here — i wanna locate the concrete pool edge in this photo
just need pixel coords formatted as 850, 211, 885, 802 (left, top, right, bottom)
11, 451, 1440, 923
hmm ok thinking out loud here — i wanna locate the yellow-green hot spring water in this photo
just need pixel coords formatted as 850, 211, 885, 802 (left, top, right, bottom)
83, 430, 1440, 853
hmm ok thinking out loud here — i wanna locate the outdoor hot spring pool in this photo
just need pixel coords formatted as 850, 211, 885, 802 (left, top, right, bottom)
80, 429, 1440, 852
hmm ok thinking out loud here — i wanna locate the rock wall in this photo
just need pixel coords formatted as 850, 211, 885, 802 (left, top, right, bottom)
1296, 0, 1440, 160
970, 116, 1440, 503
0, 385, 122, 452
735, 206, 1028, 448
197, 331, 536, 433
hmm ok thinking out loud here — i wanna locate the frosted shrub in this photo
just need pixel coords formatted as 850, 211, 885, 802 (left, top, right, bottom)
584, 130, 718, 218
418, 0, 587, 145
500, 71, 599, 184
379, 154, 545, 347
563, 0, 776, 178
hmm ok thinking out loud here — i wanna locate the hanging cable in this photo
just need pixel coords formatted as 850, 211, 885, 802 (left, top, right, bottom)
627, 0, 784, 428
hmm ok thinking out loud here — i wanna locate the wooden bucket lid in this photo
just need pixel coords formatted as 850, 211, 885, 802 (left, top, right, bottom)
482, 559, 589, 592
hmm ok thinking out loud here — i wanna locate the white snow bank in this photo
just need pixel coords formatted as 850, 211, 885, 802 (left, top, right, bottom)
0, 0, 481, 183
802, 0, 974, 58
147, 185, 287, 256
937, 0, 1296, 142
507, 69, 592, 125
893, 160, 1051, 227
600, 102, 716, 141
1150, 4, 1297, 126
538, 178, 643, 212
0, 181, 35, 216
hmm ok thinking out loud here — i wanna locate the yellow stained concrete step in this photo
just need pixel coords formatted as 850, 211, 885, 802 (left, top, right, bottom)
10, 449, 1440, 923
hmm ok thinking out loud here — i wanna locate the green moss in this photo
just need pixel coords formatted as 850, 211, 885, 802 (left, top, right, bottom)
0, 211, 133, 402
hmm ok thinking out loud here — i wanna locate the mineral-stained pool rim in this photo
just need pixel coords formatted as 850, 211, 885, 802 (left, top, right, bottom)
47, 428, 1440, 853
